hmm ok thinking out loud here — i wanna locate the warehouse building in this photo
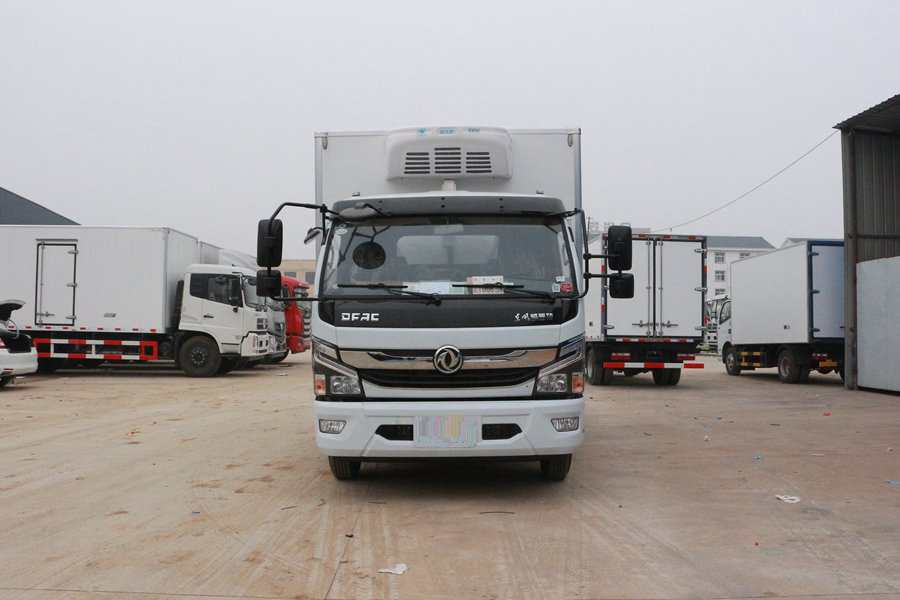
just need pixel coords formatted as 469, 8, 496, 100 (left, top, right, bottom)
0, 186, 77, 225
836, 94, 900, 392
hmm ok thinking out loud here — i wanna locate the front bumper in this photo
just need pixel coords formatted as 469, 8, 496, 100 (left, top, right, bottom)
240, 333, 269, 357
1, 349, 38, 377
314, 398, 584, 459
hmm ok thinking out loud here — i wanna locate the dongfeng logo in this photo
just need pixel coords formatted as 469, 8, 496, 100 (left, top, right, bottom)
433, 345, 463, 374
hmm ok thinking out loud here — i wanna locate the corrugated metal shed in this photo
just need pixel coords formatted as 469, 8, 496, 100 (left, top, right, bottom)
0, 186, 77, 225
835, 94, 900, 390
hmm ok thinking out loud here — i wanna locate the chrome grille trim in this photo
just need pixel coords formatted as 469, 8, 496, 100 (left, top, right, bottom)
340, 347, 557, 371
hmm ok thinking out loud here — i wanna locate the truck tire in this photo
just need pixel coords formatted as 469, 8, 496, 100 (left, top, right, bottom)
724, 346, 741, 376
652, 369, 670, 385
216, 357, 237, 375
599, 365, 613, 385
179, 336, 221, 377
0, 376, 12, 388
585, 346, 601, 385
328, 456, 361, 480
540, 454, 572, 481
271, 352, 288, 364
667, 369, 681, 385
777, 348, 803, 384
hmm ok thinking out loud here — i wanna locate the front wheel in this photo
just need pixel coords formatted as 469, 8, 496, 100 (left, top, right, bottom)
585, 346, 600, 385
540, 454, 572, 481
328, 457, 361, 480
178, 336, 221, 377
724, 346, 741, 376
0, 376, 12, 388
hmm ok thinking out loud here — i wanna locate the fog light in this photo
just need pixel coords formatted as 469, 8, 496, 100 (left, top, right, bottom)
552, 417, 579, 432
536, 373, 567, 393
571, 372, 584, 393
314, 373, 327, 395
330, 375, 361, 395
319, 419, 346, 434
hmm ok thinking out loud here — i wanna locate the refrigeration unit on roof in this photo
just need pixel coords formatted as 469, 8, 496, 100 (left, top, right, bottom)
384, 127, 513, 181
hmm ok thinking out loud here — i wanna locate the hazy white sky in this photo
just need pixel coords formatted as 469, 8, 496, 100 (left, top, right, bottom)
1, 1, 897, 258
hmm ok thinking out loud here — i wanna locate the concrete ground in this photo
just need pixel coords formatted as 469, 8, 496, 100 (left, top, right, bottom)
0, 354, 898, 600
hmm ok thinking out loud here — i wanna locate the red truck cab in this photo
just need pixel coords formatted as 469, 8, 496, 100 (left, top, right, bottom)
281, 276, 310, 354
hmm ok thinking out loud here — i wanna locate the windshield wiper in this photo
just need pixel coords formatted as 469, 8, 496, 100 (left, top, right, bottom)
452, 282, 557, 302
336, 283, 442, 305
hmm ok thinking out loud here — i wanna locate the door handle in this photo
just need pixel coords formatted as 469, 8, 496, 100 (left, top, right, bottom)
203, 314, 215, 319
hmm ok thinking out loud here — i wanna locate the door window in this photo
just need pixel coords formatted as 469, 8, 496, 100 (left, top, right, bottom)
719, 302, 731, 324
189, 274, 241, 307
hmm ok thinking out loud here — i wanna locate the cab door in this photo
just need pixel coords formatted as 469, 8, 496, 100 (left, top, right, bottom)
190, 273, 244, 347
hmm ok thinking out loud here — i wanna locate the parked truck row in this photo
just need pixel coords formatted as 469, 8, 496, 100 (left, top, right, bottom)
0, 226, 310, 377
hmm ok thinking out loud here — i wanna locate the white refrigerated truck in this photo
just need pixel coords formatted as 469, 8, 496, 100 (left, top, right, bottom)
254, 126, 634, 480
0, 226, 269, 376
584, 231, 707, 386
717, 240, 844, 383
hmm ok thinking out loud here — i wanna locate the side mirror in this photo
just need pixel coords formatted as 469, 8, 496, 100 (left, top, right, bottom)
256, 269, 282, 297
304, 227, 323, 245
606, 225, 632, 271
608, 273, 634, 299
257, 219, 284, 268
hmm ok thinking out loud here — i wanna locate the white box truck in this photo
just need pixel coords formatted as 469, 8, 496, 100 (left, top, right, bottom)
254, 126, 635, 480
0, 226, 269, 376
717, 240, 844, 383
584, 231, 707, 386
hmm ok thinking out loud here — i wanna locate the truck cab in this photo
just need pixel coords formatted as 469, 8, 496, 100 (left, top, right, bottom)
178, 264, 269, 375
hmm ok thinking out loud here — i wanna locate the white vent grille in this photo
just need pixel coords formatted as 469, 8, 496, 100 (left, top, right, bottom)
387, 127, 512, 180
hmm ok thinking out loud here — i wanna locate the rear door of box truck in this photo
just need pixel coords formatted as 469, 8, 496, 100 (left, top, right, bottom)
809, 241, 844, 341
655, 237, 705, 340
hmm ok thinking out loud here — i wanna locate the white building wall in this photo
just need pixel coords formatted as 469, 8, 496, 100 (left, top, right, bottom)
708, 248, 769, 297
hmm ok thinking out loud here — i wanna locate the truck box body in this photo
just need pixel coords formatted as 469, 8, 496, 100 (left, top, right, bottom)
0, 226, 216, 333
583, 232, 706, 385
730, 241, 844, 345
316, 127, 582, 214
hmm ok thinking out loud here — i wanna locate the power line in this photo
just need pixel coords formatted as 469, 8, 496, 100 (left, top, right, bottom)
652, 130, 839, 233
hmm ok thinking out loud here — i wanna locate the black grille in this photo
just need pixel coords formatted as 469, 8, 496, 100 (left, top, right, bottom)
481, 423, 522, 440
360, 368, 536, 389
376, 425, 413, 441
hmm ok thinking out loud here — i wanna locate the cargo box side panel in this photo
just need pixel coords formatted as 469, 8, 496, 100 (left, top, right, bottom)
810, 242, 844, 340
164, 230, 203, 330
656, 239, 704, 339
731, 243, 808, 345
73, 229, 169, 331
604, 238, 653, 338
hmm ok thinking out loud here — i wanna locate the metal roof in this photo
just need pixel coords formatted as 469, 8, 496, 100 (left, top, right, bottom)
834, 93, 900, 134
0, 186, 77, 225
706, 235, 774, 249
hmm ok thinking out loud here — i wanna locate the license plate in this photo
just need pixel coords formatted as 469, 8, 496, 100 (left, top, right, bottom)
413, 416, 478, 448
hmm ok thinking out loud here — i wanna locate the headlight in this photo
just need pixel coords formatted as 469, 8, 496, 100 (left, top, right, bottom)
537, 373, 568, 393
330, 375, 361, 395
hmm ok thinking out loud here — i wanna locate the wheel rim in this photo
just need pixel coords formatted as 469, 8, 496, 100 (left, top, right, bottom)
189, 347, 209, 367
585, 349, 594, 379
779, 356, 790, 377
726, 352, 735, 370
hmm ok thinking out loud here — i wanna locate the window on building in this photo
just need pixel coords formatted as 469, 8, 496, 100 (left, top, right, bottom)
739, 252, 751, 259
715, 288, 726, 295
715, 270, 725, 282
714, 252, 725, 263
284, 271, 297, 278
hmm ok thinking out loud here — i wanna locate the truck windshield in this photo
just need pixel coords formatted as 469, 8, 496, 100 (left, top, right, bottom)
242, 277, 264, 310
320, 216, 576, 298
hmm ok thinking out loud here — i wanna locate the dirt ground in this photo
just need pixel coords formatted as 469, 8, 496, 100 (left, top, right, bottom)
0, 353, 898, 600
